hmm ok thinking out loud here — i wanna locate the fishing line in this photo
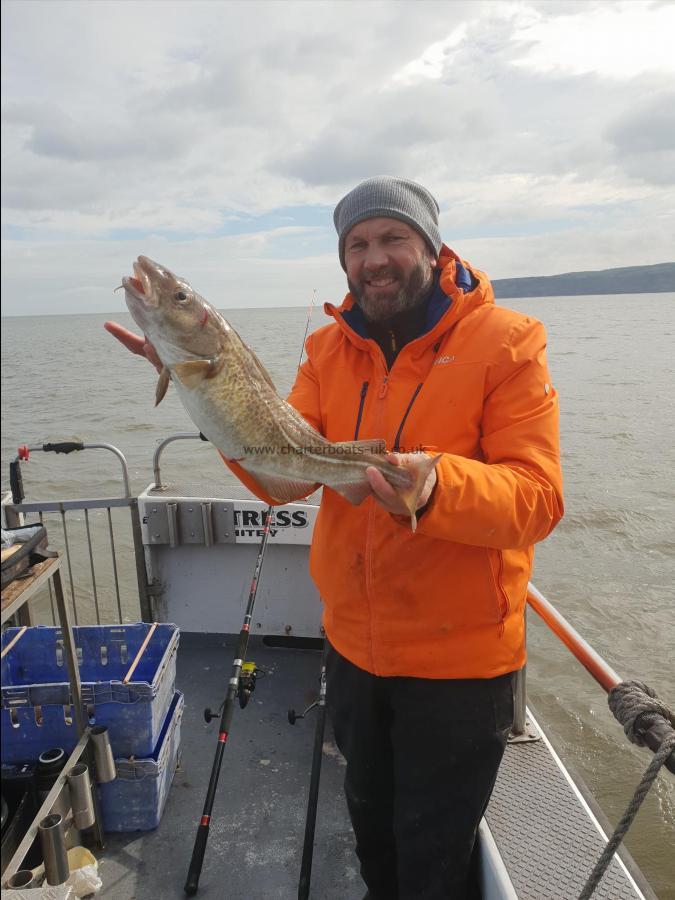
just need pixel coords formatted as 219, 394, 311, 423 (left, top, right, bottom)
295, 289, 317, 374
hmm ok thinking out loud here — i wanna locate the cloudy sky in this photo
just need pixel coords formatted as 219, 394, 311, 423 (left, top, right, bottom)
2, 0, 674, 316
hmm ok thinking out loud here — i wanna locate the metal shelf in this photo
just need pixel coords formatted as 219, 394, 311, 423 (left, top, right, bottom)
1, 555, 105, 886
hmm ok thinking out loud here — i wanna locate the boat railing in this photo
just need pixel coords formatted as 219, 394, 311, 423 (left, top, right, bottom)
152, 431, 206, 490
509, 584, 622, 742
3, 437, 672, 777
522, 583, 674, 774
3, 441, 151, 626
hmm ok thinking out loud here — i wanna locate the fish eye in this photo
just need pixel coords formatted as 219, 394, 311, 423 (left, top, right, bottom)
174, 289, 190, 303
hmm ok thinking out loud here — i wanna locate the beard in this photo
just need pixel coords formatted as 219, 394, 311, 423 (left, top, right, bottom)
348, 257, 435, 324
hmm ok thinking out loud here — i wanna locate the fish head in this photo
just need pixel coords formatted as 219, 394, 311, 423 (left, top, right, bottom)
123, 256, 225, 363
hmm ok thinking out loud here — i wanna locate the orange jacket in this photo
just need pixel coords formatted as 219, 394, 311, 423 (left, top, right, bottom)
228, 246, 564, 678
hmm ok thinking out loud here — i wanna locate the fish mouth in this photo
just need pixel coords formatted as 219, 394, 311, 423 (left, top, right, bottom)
122, 256, 164, 307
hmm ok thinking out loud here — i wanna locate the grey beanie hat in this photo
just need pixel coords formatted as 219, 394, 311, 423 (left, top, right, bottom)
333, 175, 442, 269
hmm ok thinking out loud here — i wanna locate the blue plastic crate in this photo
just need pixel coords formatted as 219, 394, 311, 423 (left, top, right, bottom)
1, 623, 179, 764
98, 689, 184, 832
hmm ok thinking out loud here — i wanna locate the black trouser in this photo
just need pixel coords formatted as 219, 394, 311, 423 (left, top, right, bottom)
326, 643, 514, 900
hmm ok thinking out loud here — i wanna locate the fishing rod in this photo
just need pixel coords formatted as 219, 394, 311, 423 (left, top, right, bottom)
184, 506, 273, 896
296, 289, 317, 373
288, 644, 328, 900
184, 289, 318, 895
287, 286, 329, 899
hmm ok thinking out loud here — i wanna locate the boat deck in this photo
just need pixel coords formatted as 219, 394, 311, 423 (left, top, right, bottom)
486, 713, 649, 899
96, 633, 652, 900
99, 634, 362, 899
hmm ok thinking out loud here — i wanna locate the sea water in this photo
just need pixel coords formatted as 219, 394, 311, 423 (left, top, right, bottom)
1, 294, 674, 896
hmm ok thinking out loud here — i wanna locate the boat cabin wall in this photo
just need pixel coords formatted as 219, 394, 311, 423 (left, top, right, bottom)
138, 490, 323, 637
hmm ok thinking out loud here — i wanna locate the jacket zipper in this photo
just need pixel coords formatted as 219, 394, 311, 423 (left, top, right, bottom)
393, 383, 424, 453
354, 381, 369, 440
389, 330, 397, 365
366, 367, 390, 674
493, 550, 510, 635
364, 491, 377, 672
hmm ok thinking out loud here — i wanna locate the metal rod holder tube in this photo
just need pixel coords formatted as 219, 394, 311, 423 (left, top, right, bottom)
201, 501, 214, 547
67, 762, 96, 829
167, 502, 179, 548
90, 726, 116, 783
7, 869, 38, 888
39, 813, 69, 886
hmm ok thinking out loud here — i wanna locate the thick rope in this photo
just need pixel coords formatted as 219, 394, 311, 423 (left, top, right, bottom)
578, 681, 675, 899
608, 680, 675, 745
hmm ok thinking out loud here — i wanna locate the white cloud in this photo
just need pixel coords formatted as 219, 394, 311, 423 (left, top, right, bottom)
1, 0, 674, 316
511, 2, 675, 79
390, 23, 469, 86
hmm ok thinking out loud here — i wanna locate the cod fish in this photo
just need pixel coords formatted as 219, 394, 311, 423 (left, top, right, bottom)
122, 256, 438, 529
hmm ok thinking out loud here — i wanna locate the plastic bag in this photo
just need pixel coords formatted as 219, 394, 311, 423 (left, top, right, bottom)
1, 526, 43, 548
66, 847, 102, 897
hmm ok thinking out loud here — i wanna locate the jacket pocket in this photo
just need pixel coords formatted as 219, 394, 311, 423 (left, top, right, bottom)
487, 548, 510, 632
414, 361, 488, 453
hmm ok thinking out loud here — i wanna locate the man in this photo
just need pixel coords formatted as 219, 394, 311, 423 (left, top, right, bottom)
107, 176, 563, 899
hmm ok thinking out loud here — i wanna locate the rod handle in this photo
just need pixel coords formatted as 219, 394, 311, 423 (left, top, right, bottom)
9, 460, 25, 504
42, 441, 85, 454
185, 822, 209, 895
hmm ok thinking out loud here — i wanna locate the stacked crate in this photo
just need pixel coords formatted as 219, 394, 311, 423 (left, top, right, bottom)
1, 623, 182, 831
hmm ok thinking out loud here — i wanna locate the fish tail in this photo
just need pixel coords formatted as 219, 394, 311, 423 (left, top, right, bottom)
391, 454, 442, 532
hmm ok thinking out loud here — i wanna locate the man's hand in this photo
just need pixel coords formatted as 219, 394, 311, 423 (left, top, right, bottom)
366, 452, 437, 517
104, 321, 162, 372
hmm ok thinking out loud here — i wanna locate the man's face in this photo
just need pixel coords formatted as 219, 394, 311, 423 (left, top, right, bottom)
344, 217, 437, 323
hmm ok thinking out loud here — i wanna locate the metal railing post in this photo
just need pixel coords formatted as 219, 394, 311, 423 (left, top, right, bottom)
129, 498, 154, 622
508, 611, 539, 743
512, 665, 527, 735
152, 432, 203, 490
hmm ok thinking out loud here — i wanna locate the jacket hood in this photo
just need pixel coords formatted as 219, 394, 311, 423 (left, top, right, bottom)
324, 244, 495, 353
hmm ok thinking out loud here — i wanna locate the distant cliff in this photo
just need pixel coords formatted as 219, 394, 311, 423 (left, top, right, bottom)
492, 262, 675, 298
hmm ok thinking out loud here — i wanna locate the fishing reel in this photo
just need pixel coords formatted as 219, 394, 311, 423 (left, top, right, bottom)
287, 700, 319, 725
203, 703, 223, 724
203, 662, 262, 722
288, 669, 326, 724
237, 662, 260, 709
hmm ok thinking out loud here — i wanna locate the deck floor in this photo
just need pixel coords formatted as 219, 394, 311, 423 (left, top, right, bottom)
98, 633, 363, 899
486, 715, 651, 899
95, 634, 652, 900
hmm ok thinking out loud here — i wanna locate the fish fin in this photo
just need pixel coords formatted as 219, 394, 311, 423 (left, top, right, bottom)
154, 367, 171, 406
243, 341, 279, 392
333, 438, 387, 455
243, 468, 318, 504
331, 481, 373, 506
388, 454, 442, 532
227, 328, 279, 393
173, 357, 223, 387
